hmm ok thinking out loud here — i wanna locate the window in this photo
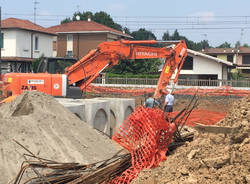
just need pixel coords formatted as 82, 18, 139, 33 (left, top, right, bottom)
34, 36, 39, 50
66, 51, 73, 57
182, 56, 193, 70
53, 41, 57, 51
242, 69, 250, 74
242, 55, 250, 65
0, 33, 3, 48
66, 34, 73, 57
227, 55, 233, 62
67, 34, 73, 41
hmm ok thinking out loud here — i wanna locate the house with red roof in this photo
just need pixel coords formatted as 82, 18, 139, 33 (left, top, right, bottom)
1, 18, 56, 73
47, 18, 132, 59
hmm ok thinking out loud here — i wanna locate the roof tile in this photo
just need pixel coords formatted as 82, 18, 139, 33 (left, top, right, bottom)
2, 18, 56, 35
47, 20, 131, 37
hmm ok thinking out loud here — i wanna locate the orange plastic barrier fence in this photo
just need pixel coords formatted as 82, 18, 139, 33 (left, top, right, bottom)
111, 106, 175, 184
86, 85, 250, 97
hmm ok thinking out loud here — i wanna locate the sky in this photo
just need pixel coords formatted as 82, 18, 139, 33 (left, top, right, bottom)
1, 0, 250, 47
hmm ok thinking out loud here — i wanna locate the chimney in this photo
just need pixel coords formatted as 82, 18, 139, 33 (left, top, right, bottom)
88, 15, 91, 22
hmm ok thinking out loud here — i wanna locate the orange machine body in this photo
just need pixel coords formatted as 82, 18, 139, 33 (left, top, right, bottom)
3, 73, 67, 97
2, 40, 187, 100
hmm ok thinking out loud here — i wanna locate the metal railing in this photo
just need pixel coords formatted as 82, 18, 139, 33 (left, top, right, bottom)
93, 77, 250, 88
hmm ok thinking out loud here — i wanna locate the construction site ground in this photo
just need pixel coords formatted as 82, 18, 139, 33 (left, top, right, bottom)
86, 92, 236, 126
86, 89, 250, 184
0, 87, 249, 183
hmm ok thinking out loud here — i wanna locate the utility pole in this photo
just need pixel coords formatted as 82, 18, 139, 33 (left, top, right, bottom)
34, 0, 39, 24
0, 6, 2, 80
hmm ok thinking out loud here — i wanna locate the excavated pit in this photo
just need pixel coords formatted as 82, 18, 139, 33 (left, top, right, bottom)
0, 91, 122, 184
132, 96, 250, 184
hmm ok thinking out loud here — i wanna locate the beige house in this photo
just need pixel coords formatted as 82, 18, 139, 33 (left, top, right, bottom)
202, 47, 250, 76
47, 19, 132, 59
1, 18, 56, 73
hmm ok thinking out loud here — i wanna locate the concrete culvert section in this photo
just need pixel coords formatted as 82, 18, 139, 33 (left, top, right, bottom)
110, 109, 116, 137
0, 91, 122, 184
74, 113, 82, 120
125, 106, 134, 119
93, 108, 108, 132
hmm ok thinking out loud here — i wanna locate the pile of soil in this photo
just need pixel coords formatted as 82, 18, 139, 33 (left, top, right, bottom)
0, 91, 121, 184
132, 96, 250, 184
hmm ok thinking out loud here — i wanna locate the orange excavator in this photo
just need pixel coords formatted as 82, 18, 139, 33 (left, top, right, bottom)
1, 39, 187, 102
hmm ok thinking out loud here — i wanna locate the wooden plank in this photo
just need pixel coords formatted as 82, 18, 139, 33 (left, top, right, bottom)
193, 123, 236, 134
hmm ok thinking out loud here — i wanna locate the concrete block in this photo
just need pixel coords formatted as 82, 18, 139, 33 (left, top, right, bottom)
56, 99, 86, 122
95, 98, 135, 136
56, 98, 134, 137
81, 99, 110, 136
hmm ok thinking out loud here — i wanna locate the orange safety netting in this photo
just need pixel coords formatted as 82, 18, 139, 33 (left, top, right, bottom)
172, 109, 226, 127
174, 86, 250, 97
86, 85, 250, 97
111, 106, 175, 184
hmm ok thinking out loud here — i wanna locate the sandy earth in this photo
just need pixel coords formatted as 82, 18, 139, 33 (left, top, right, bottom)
131, 96, 250, 184
0, 90, 244, 184
0, 92, 122, 184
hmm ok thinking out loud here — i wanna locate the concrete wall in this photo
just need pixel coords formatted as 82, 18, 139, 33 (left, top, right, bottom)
106, 33, 119, 41
56, 97, 135, 137
57, 33, 107, 59
56, 33, 125, 59
217, 55, 227, 61
180, 53, 223, 79
222, 65, 228, 80
1, 29, 16, 56
2, 29, 54, 58
16, 30, 31, 58
32, 32, 54, 58
95, 98, 135, 137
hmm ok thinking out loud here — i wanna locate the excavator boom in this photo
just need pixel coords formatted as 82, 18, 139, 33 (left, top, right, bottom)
65, 40, 187, 98
1, 40, 187, 100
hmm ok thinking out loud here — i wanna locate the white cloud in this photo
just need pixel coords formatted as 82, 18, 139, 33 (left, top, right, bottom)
189, 11, 215, 22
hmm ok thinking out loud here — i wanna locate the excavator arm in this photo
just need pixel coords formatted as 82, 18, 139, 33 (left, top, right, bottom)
65, 39, 187, 99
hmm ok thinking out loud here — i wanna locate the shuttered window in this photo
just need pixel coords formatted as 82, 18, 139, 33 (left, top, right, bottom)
0, 33, 3, 48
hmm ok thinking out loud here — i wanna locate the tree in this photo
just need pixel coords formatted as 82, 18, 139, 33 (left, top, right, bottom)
108, 29, 161, 75
235, 41, 241, 48
131, 28, 156, 40
243, 43, 249, 48
61, 11, 123, 31
217, 42, 231, 48
72, 11, 93, 21
123, 27, 131, 35
61, 17, 71, 24
162, 31, 171, 41
162, 29, 211, 51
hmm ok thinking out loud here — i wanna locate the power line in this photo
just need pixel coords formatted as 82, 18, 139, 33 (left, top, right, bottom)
3, 13, 250, 18
33, 0, 39, 23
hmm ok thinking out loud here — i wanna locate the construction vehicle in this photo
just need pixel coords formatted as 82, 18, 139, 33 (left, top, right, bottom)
1, 39, 187, 101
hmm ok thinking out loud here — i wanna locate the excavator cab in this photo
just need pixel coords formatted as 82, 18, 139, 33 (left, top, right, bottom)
37, 57, 78, 74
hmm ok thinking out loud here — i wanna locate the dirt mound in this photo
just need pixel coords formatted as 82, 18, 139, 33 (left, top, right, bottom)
132, 96, 250, 184
0, 91, 121, 184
